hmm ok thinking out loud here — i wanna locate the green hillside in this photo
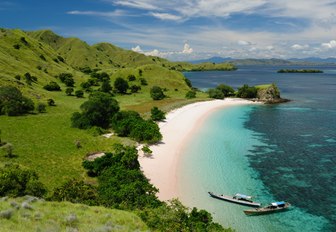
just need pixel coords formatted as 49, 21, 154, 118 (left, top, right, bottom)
0, 197, 148, 231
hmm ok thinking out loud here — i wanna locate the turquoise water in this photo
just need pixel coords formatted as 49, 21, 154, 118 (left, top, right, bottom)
180, 66, 336, 231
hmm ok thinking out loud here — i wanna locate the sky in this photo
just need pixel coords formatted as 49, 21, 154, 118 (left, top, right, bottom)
1, 0, 336, 61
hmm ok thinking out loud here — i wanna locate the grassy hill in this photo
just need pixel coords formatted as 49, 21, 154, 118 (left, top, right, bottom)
0, 196, 147, 231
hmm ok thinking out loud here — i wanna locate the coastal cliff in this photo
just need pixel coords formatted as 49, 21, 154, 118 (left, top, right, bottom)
256, 84, 289, 104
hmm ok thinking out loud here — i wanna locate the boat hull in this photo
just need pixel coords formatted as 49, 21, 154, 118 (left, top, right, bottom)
208, 192, 261, 207
244, 203, 291, 216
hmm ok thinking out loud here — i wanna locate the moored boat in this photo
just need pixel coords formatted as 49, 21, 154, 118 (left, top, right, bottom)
208, 192, 261, 207
244, 201, 291, 215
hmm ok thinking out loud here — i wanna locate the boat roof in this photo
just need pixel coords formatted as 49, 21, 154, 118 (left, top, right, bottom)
235, 193, 252, 199
271, 201, 285, 206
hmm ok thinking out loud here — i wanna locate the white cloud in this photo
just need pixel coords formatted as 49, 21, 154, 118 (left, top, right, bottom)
150, 12, 182, 21
131, 45, 143, 52
145, 49, 162, 57
182, 43, 193, 54
321, 40, 336, 49
112, 0, 158, 10
67, 10, 126, 17
237, 40, 252, 46
291, 44, 309, 50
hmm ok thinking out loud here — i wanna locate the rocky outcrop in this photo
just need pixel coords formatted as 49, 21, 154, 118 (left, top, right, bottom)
257, 84, 289, 104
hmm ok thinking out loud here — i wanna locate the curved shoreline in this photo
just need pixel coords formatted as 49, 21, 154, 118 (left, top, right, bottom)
138, 98, 260, 201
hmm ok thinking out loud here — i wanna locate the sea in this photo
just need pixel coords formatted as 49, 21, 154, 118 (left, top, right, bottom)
179, 66, 336, 232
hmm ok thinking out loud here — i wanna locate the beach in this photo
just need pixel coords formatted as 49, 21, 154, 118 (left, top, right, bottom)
139, 98, 258, 201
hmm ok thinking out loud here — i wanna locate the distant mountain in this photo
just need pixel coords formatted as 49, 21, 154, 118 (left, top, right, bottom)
191, 56, 336, 66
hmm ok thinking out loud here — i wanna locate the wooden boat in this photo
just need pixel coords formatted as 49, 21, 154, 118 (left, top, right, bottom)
208, 192, 261, 207
244, 201, 291, 215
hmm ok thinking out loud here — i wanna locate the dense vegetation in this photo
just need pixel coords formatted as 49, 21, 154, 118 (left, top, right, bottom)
277, 69, 323, 73
0, 86, 34, 116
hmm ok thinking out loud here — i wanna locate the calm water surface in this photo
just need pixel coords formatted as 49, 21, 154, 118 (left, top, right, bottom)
180, 66, 336, 231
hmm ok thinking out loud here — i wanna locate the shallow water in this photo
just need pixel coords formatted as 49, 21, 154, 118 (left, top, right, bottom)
179, 66, 336, 231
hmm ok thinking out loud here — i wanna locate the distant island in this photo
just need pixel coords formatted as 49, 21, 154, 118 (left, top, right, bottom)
277, 69, 323, 73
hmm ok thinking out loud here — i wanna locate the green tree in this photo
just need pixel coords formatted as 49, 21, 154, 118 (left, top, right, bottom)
37, 103, 46, 113
66, 87, 74, 96
236, 84, 257, 98
142, 145, 153, 157
47, 98, 55, 106
139, 77, 147, 85
216, 84, 235, 97
150, 86, 165, 100
151, 107, 166, 121
128, 74, 136, 81
185, 90, 196, 99
71, 92, 119, 129
0, 86, 34, 116
100, 80, 112, 93
114, 77, 129, 94
75, 90, 84, 98
208, 88, 224, 99
130, 85, 141, 93
44, 81, 61, 91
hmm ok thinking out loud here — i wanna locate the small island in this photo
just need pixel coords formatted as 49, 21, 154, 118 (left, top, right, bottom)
277, 69, 323, 73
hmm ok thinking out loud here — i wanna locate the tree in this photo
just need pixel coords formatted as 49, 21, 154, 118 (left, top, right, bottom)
150, 86, 165, 100
184, 78, 192, 88
128, 74, 136, 81
114, 77, 129, 94
37, 103, 46, 113
142, 145, 153, 157
208, 88, 224, 99
139, 78, 148, 86
44, 81, 61, 91
151, 107, 166, 121
185, 90, 196, 99
0, 86, 34, 116
66, 87, 74, 96
216, 84, 235, 97
130, 85, 141, 93
47, 98, 55, 106
75, 90, 84, 98
71, 92, 120, 129
100, 80, 112, 93
236, 84, 257, 98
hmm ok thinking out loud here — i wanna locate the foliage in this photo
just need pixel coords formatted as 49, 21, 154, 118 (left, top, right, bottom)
236, 84, 257, 98
0, 164, 46, 197
75, 90, 84, 98
100, 80, 112, 93
208, 88, 224, 99
277, 69, 323, 73
71, 92, 119, 129
184, 78, 192, 88
82, 144, 161, 210
139, 199, 230, 232
141, 145, 152, 156
111, 111, 162, 144
150, 86, 165, 100
114, 77, 129, 94
37, 103, 46, 113
50, 179, 98, 206
139, 77, 148, 85
130, 85, 141, 93
128, 74, 136, 81
216, 84, 235, 97
0, 86, 35, 116
47, 98, 55, 106
65, 87, 74, 96
24, 72, 37, 85
150, 106, 166, 121
43, 81, 61, 91
58, 73, 75, 87
185, 90, 196, 99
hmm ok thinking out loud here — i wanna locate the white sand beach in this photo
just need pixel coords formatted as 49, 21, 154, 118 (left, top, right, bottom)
139, 98, 259, 201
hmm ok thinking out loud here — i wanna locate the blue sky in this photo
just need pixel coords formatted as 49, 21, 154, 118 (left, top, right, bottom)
1, 0, 336, 60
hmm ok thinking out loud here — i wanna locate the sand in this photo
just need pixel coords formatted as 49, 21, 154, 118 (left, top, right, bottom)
138, 98, 259, 201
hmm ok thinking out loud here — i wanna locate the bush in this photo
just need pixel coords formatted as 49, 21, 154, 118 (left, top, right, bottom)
75, 90, 84, 98
130, 85, 141, 93
185, 90, 196, 99
13, 44, 20, 49
236, 84, 257, 98
151, 107, 166, 121
114, 77, 129, 94
216, 84, 235, 97
150, 86, 165, 100
128, 74, 136, 81
208, 88, 224, 99
47, 98, 55, 106
71, 92, 119, 129
37, 103, 46, 113
0, 86, 35, 116
100, 80, 112, 93
58, 73, 75, 87
66, 87, 74, 96
14, 75, 21, 80
43, 81, 61, 91
139, 78, 147, 86
184, 78, 192, 88
0, 164, 47, 197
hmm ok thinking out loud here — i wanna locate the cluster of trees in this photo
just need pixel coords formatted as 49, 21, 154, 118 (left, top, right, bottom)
277, 69, 323, 73
58, 73, 75, 87
207, 83, 258, 99
150, 86, 165, 100
43, 81, 61, 91
0, 86, 34, 116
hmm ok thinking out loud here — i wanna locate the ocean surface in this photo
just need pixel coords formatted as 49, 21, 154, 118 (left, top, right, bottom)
179, 66, 336, 232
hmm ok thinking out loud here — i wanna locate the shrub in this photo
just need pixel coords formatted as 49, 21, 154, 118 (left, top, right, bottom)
185, 90, 196, 99
14, 75, 21, 80
100, 80, 112, 93
75, 90, 84, 98
58, 73, 75, 87
184, 78, 192, 88
130, 85, 141, 93
150, 86, 165, 100
0, 86, 35, 116
208, 88, 224, 99
39, 54, 46, 61
47, 98, 55, 106
43, 81, 61, 91
142, 146, 152, 156
236, 84, 257, 98
13, 44, 20, 49
151, 107, 166, 121
114, 77, 129, 94
216, 84, 235, 97
37, 103, 46, 113
128, 74, 136, 81
139, 77, 147, 85
66, 87, 74, 96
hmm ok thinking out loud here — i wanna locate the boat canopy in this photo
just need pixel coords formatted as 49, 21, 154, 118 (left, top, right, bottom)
235, 193, 252, 200
271, 201, 285, 206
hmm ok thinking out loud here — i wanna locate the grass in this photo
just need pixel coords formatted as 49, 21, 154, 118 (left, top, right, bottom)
0, 197, 148, 231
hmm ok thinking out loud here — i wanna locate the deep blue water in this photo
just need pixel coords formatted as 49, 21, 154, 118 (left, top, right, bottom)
184, 66, 336, 231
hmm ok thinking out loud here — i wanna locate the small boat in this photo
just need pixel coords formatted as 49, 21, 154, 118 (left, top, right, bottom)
244, 201, 291, 215
208, 192, 261, 207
